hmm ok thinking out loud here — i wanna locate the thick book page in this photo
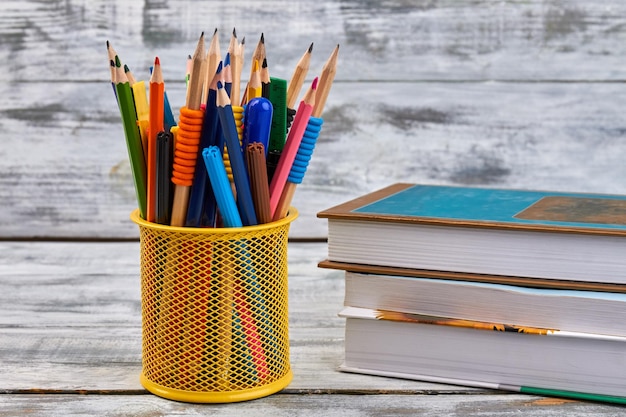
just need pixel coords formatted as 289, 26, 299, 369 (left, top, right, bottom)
343, 272, 626, 336
326, 218, 626, 284
341, 309, 626, 398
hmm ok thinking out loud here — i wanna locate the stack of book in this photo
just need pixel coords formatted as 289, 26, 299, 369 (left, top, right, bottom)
317, 183, 626, 404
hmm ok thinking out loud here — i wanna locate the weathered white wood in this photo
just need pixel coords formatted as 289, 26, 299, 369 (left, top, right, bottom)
0, 393, 622, 417
2, 81, 626, 239
0, 241, 461, 392
2, 1, 626, 413
2, 0, 626, 82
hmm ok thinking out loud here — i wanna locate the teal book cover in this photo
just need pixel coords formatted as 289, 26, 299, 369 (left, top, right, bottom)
318, 183, 626, 233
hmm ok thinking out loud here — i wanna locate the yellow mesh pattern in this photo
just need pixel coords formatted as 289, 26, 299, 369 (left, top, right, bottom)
131, 208, 297, 403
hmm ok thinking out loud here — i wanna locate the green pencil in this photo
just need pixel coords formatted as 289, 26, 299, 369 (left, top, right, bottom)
114, 55, 147, 219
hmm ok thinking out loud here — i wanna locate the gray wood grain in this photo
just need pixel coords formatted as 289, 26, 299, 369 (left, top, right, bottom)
1, 393, 623, 417
2, 0, 626, 239
2, 0, 626, 82
2, 81, 626, 239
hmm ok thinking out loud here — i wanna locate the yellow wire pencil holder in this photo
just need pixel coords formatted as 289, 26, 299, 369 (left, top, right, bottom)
131, 208, 298, 403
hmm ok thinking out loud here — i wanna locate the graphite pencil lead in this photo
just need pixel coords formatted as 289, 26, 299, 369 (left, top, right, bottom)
308, 42, 314, 53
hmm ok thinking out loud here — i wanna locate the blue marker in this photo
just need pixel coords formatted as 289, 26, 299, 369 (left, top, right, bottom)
242, 97, 273, 157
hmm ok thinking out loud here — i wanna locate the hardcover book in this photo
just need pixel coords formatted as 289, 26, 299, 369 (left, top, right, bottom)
340, 307, 626, 404
318, 183, 626, 285
342, 271, 626, 336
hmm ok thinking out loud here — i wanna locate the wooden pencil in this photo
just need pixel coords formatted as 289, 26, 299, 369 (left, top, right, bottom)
147, 56, 164, 223
312, 44, 339, 118
203, 28, 220, 106
107, 41, 118, 98
246, 59, 262, 102
170, 32, 206, 227
228, 28, 242, 106
114, 55, 147, 219
106, 40, 117, 83
124, 64, 137, 85
250, 33, 265, 81
286, 42, 313, 109
261, 57, 270, 98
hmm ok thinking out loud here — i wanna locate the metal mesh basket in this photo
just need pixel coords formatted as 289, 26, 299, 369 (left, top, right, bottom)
131, 208, 298, 403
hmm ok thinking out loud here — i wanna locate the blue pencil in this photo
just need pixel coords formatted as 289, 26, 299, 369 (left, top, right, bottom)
186, 62, 223, 227
216, 81, 258, 226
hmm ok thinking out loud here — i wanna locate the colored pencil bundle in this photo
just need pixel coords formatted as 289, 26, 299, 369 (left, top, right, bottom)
108, 31, 338, 229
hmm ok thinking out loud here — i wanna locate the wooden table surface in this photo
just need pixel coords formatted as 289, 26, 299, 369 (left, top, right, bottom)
1, 0, 625, 415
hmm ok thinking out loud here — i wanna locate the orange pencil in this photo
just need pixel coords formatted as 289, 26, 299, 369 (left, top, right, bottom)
147, 56, 164, 223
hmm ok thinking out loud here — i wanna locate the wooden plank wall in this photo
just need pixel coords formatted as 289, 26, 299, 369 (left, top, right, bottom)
1, 0, 626, 240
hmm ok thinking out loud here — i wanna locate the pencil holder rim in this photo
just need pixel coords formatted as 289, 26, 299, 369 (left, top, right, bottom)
130, 207, 298, 233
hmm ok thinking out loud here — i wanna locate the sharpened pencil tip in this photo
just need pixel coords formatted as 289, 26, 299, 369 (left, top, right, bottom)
217, 80, 223, 90
233, 27, 237, 38
155, 56, 160, 65
308, 42, 314, 53
312, 76, 319, 90
260, 33, 265, 43
114, 55, 121, 67
106, 40, 110, 48
225, 52, 231, 65
241, 37, 246, 45
214, 27, 218, 35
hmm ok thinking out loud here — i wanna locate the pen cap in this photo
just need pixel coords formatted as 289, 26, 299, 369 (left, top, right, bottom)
242, 97, 273, 156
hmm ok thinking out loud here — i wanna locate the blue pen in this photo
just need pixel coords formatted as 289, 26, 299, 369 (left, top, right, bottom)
216, 81, 258, 226
242, 97, 273, 158
202, 146, 242, 228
